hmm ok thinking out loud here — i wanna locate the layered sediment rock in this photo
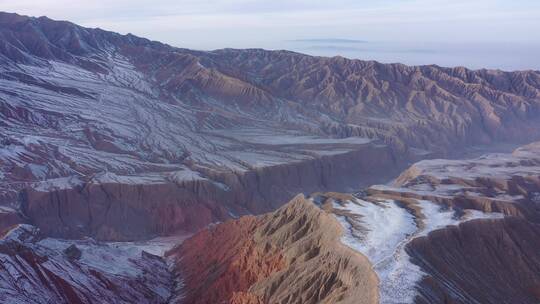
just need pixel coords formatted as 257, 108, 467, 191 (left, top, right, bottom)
0, 207, 22, 232
2, 12, 540, 243
337, 142, 540, 303
407, 217, 540, 304
168, 195, 379, 304
367, 141, 540, 222
177, 49, 540, 152
20, 143, 400, 241
2, 12, 540, 303
173, 142, 540, 304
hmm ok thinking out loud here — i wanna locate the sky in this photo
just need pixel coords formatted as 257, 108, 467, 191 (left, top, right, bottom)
1, 0, 539, 70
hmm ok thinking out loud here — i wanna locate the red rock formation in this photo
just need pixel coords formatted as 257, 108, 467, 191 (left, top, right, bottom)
168, 195, 379, 304
2, 12, 540, 242
169, 216, 286, 304
175, 48, 540, 152
169, 143, 540, 304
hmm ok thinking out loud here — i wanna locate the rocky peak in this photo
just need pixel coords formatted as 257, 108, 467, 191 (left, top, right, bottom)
168, 194, 378, 304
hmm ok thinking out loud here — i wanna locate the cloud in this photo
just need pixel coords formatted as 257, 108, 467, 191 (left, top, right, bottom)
302, 45, 437, 54
289, 39, 368, 44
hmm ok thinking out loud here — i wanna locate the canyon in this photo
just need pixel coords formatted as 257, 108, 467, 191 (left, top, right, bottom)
2, 12, 540, 239
175, 142, 540, 304
2, 141, 540, 303
0, 11, 539, 304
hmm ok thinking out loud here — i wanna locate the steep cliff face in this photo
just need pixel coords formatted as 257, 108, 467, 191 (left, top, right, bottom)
0, 206, 22, 232
337, 142, 540, 303
20, 142, 400, 241
2, 12, 540, 243
168, 195, 379, 304
171, 142, 540, 304
20, 181, 227, 240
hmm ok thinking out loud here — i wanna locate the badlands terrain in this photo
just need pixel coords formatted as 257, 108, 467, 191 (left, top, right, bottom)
0, 12, 539, 304
174, 142, 540, 304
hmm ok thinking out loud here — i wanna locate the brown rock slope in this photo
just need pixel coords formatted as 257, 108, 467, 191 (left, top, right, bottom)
407, 217, 540, 304
0, 208, 22, 232
19, 142, 399, 241
171, 142, 540, 304
368, 141, 540, 222
2, 12, 540, 242
181, 49, 540, 152
168, 194, 378, 304
357, 142, 540, 303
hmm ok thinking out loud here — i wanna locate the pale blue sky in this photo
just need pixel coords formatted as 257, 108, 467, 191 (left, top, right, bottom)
1, 0, 539, 70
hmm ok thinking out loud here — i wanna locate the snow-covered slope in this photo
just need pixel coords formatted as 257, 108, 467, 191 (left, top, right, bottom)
0, 13, 403, 238
334, 198, 503, 304
0, 224, 187, 304
168, 141, 540, 304
369, 141, 540, 222
326, 141, 540, 303
1, 11, 540, 304
1, 51, 372, 196
2, 11, 540, 211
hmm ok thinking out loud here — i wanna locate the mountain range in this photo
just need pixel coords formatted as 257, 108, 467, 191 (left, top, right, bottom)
0, 12, 539, 304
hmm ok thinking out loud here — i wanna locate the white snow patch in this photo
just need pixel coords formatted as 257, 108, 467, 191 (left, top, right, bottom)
26, 164, 48, 180
33, 176, 84, 191
0, 224, 184, 303
335, 199, 421, 304
212, 128, 371, 146
492, 193, 525, 202
0, 206, 15, 214
1, 224, 38, 242
336, 200, 416, 265
37, 233, 189, 277
90, 171, 165, 185
335, 198, 505, 304
416, 200, 503, 237
167, 170, 207, 183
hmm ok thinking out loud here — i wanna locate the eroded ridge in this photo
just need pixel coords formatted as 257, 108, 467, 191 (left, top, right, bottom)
0, 224, 187, 304
333, 198, 503, 304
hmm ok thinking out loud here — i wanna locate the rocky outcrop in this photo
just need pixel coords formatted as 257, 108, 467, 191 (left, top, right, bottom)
167, 49, 540, 153
168, 195, 379, 304
2, 12, 540, 241
170, 142, 540, 304
333, 142, 540, 303
21, 180, 228, 241
367, 142, 540, 222
407, 217, 540, 304
20, 143, 400, 241
0, 225, 175, 304
0, 207, 23, 232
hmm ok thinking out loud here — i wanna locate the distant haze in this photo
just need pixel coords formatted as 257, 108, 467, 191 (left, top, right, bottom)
1, 0, 539, 70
